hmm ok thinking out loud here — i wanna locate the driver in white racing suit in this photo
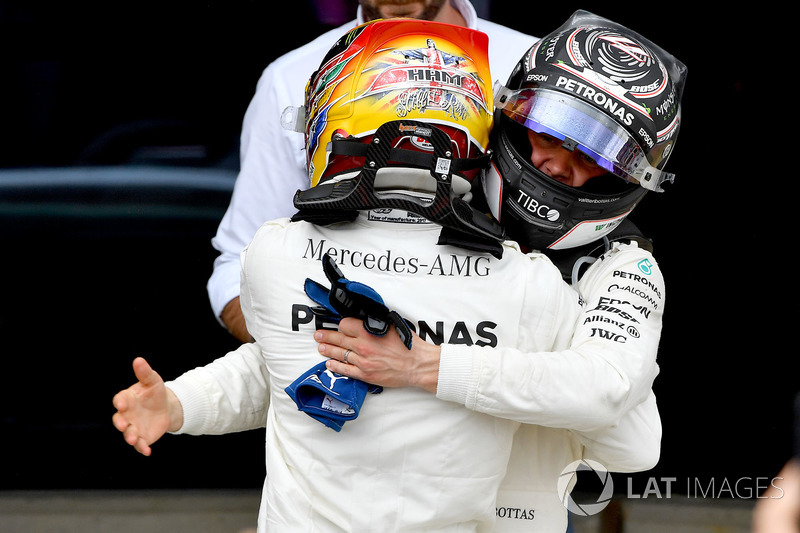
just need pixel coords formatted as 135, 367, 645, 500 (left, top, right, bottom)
312, 10, 686, 532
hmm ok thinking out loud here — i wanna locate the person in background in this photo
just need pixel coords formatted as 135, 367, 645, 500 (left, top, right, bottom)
207, 0, 536, 342
752, 392, 800, 533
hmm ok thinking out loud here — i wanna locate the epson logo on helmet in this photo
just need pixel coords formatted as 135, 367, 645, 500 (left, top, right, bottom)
526, 74, 549, 83
515, 189, 560, 221
638, 127, 654, 149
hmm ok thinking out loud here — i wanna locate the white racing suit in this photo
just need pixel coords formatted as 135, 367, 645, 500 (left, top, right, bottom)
168, 211, 663, 532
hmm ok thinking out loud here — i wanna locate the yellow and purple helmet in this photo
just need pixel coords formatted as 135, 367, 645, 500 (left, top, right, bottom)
290, 19, 504, 242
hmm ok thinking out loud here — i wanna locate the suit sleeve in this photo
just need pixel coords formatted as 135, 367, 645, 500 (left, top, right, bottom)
437, 242, 664, 433
166, 341, 270, 435
576, 391, 661, 472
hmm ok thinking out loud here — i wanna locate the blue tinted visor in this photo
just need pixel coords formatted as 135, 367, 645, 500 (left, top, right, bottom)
494, 85, 673, 192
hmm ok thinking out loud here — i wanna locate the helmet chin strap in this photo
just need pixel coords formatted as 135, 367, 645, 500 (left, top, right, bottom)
293, 120, 504, 243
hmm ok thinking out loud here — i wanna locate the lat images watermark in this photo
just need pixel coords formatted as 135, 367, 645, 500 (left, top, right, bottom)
558, 460, 614, 516
558, 461, 786, 516
625, 475, 785, 500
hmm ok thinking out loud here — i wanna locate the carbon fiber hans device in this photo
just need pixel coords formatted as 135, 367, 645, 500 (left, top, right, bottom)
293, 119, 504, 243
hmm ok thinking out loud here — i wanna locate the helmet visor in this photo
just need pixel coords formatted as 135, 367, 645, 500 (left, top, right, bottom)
495, 86, 673, 191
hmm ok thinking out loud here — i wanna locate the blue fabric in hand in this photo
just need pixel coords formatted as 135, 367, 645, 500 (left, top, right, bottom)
285, 254, 412, 431
304, 253, 413, 349
285, 362, 370, 432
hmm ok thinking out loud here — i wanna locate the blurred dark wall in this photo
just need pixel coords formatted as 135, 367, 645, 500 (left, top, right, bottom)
0, 0, 334, 169
1, 0, 790, 496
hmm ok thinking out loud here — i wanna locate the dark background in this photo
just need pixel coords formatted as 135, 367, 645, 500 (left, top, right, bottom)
1, 0, 789, 498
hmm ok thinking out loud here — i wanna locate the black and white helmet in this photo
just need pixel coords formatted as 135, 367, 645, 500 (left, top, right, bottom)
483, 10, 687, 250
